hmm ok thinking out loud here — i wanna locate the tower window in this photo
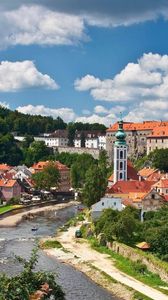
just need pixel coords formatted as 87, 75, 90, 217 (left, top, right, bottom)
120, 151, 123, 159
120, 173, 123, 180
120, 161, 123, 169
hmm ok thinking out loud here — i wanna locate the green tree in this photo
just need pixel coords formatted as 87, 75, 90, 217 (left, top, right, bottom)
0, 246, 65, 300
24, 141, 51, 166
32, 162, 60, 190
150, 148, 168, 172
81, 131, 85, 148
82, 164, 107, 207
0, 133, 23, 165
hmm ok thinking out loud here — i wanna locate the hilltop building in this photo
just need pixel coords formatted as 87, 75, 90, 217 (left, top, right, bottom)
106, 121, 168, 161
147, 125, 168, 154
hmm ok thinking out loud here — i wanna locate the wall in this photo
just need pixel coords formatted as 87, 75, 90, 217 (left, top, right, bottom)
147, 137, 168, 155
54, 146, 100, 159
107, 241, 168, 283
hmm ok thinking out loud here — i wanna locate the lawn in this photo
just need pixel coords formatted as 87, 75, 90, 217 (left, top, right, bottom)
0, 205, 21, 215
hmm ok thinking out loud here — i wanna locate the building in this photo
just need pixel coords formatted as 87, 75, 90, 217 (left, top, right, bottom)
153, 179, 168, 196
91, 196, 122, 219
0, 179, 21, 202
74, 130, 106, 150
106, 121, 168, 161
0, 164, 12, 175
36, 130, 68, 148
31, 161, 70, 192
147, 126, 168, 154
113, 118, 127, 183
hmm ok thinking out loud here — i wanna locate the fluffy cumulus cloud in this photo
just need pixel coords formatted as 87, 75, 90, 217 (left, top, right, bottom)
0, 1, 168, 48
0, 5, 86, 48
0, 60, 58, 92
17, 105, 76, 123
76, 113, 117, 126
75, 53, 168, 102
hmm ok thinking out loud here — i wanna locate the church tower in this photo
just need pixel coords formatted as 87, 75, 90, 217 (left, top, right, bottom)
114, 118, 127, 183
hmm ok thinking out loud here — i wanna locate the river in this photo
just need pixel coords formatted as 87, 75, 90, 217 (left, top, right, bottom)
0, 205, 120, 300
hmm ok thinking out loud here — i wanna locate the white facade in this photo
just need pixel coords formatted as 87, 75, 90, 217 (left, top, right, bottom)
74, 139, 81, 148
44, 136, 68, 147
91, 196, 122, 219
114, 145, 127, 183
85, 137, 98, 149
98, 135, 106, 150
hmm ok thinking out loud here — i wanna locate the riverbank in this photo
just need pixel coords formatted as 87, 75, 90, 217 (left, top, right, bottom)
0, 201, 78, 227
44, 225, 168, 300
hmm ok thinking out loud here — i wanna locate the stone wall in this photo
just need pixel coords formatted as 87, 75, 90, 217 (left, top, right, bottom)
107, 241, 168, 282
54, 146, 100, 159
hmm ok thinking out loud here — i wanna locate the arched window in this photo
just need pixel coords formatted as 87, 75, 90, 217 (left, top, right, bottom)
120, 161, 123, 169
120, 151, 123, 159
120, 172, 123, 180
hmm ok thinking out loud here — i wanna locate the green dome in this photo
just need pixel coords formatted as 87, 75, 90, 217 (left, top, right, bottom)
115, 119, 126, 145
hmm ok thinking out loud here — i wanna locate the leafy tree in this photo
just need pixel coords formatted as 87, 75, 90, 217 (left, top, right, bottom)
67, 123, 75, 146
32, 162, 60, 190
150, 148, 168, 172
24, 141, 51, 166
82, 164, 107, 207
22, 135, 34, 148
80, 131, 85, 148
0, 133, 23, 165
0, 245, 65, 300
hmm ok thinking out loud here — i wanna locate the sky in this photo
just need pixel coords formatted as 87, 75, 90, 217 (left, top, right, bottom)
1, 0, 168, 126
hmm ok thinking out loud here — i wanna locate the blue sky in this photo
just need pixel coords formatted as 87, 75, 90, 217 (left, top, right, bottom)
1, 1, 168, 125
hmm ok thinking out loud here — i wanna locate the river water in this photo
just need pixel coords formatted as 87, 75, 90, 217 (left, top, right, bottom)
0, 206, 120, 300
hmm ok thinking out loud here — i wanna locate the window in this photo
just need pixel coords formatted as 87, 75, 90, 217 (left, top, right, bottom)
156, 139, 157, 143
102, 202, 104, 206
120, 173, 123, 180
151, 194, 155, 199
166, 189, 168, 194
120, 151, 123, 159
162, 139, 164, 143
120, 161, 123, 169
114, 202, 116, 206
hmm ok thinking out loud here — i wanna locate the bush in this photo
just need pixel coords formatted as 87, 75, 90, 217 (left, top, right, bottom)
133, 260, 147, 275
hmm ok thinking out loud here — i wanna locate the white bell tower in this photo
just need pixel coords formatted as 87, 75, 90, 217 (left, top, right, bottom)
113, 118, 127, 183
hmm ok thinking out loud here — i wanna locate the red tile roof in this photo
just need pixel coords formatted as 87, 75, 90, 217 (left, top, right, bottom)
138, 167, 157, 178
153, 179, 168, 188
0, 179, 17, 188
107, 121, 168, 132
108, 180, 155, 194
148, 125, 168, 138
32, 161, 69, 171
0, 164, 12, 172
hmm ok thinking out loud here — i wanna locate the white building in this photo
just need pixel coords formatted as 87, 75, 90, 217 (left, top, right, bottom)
98, 135, 106, 150
74, 131, 106, 149
91, 196, 122, 220
113, 119, 127, 183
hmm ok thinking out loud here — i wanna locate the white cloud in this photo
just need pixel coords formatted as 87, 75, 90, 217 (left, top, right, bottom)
0, 5, 86, 48
0, 101, 10, 108
94, 105, 126, 115
74, 53, 168, 102
0, 60, 58, 92
76, 113, 117, 126
17, 105, 76, 123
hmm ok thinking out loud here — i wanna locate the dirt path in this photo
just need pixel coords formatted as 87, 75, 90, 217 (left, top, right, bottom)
0, 201, 77, 227
46, 226, 168, 300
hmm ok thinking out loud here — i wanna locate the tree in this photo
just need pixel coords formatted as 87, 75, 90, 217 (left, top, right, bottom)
150, 148, 168, 172
67, 123, 75, 146
0, 133, 23, 165
0, 246, 65, 300
82, 164, 107, 207
22, 135, 34, 148
24, 141, 51, 166
32, 162, 60, 190
80, 131, 85, 148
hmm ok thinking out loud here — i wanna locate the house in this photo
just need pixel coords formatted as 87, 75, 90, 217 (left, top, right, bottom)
0, 179, 21, 202
138, 167, 161, 181
74, 130, 106, 149
107, 180, 155, 200
147, 125, 168, 154
31, 161, 70, 192
0, 164, 12, 175
152, 179, 168, 196
14, 165, 32, 181
91, 196, 122, 220
108, 160, 139, 187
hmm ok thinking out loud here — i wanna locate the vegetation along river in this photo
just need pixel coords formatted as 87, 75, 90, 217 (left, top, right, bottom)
0, 205, 120, 300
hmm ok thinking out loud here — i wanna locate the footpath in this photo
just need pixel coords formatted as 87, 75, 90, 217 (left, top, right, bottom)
45, 225, 168, 300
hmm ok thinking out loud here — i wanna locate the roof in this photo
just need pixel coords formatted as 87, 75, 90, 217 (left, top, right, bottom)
153, 179, 168, 188
0, 164, 12, 172
128, 192, 147, 202
138, 167, 157, 178
148, 125, 168, 138
108, 180, 155, 194
0, 179, 18, 188
136, 242, 150, 250
107, 121, 168, 132
32, 160, 69, 171
108, 160, 139, 182
48, 129, 68, 138
75, 130, 105, 139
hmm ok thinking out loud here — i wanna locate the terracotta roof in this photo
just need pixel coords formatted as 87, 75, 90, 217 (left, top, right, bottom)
128, 192, 147, 202
32, 161, 69, 171
138, 167, 157, 178
108, 180, 155, 194
107, 121, 168, 132
148, 125, 168, 138
153, 179, 168, 188
108, 160, 139, 182
0, 179, 17, 188
136, 242, 150, 250
0, 164, 12, 171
